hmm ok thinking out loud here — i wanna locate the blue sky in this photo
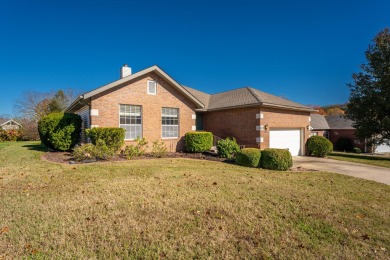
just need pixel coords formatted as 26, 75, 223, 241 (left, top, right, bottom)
0, 0, 389, 116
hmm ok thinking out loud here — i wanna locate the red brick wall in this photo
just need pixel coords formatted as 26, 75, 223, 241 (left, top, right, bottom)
329, 129, 365, 151
90, 72, 196, 152
203, 107, 259, 147
203, 106, 311, 153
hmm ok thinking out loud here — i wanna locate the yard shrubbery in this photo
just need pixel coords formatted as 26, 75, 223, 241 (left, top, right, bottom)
73, 140, 114, 161
217, 137, 240, 159
260, 148, 292, 171
236, 148, 261, 167
122, 137, 148, 159
86, 127, 125, 153
307, 136, 333, 157
38, 112, 82, 151
0, 129, 21, 141
185, 132, 213, 152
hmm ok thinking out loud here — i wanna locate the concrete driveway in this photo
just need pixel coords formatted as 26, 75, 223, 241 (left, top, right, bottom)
293, 156, 390, 185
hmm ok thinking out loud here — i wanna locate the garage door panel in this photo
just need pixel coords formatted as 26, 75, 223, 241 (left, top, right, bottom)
269, 129, 301, 156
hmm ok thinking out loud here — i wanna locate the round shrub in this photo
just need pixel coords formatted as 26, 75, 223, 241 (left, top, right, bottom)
353, 147, 362, 154
335, 137, 353, 152
38, 113, 82, 151
236, 148, 261, 167
217, 137, 240, 159
307, 136, 333, 157
185, 131, 213, 152
260, 148, 292, 171
86, 127, 125, 153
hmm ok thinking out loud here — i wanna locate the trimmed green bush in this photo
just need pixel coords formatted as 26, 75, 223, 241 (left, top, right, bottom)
236, 148, 261, 167
86, 127, 125, 153
260, 148, 292, 171
38, 113, 82, 151
335, 137, 353, 152
185, 132, 213, 152
217, 137, 240, 159
353, 147, 362, 154
307, 136, 333, 157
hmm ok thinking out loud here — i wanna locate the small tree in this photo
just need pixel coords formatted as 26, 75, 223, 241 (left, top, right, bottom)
347, 28, 390, 147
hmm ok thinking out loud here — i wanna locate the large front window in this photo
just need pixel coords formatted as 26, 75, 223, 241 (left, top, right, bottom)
120, 105, 142, 140
162, 108, 179, 138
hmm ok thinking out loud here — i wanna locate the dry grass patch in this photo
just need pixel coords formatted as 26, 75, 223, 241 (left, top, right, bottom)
1, 142, 389, 259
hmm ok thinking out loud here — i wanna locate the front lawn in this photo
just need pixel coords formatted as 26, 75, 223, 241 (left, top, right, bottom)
1, 142, 389, 259
328, 152, 390, 168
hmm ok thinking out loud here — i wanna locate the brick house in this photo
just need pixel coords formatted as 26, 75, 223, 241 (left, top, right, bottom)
325, 115, 366, 151
66, 65, 316, 155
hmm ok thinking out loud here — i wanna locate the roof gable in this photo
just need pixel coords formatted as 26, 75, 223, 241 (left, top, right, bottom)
310, 114, 330, 130
0, 119, 22, 127
67, 66, 205, 112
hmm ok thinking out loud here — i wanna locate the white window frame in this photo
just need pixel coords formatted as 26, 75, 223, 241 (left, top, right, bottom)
147, 80, 157, 95
161, 107, 179, 139
119, 104, 142, 140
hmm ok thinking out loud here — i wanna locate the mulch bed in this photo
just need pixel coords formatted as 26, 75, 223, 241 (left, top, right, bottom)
42, 151, 228, 165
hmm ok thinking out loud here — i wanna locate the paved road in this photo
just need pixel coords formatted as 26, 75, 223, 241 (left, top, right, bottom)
293, 156, 390, 185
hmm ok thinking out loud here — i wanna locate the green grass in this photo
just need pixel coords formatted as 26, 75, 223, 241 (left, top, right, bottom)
328, 152, 390, 168
1, 142, 390, 259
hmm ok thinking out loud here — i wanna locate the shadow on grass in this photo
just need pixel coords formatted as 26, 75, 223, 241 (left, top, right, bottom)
23, 143, 48, 152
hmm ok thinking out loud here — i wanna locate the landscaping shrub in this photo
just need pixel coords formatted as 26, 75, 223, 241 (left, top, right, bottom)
73, 143, 97, 161
0, 129, 21, 141
152, 139, 167, 158
307, 136, 333, 157
38, 113, 82, 151
122, 137, 148, 159
217, 137, 240, 159
353, 147, 362, 154
236, 148, 261, 167
73, 140, 114, 161
334, 137, 354, 152
260, 148, 292, 171
185, 131, 213, 152
86, 127, 125, 153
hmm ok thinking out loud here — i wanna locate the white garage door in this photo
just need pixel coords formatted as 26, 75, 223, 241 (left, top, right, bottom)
269, 129, 302, 156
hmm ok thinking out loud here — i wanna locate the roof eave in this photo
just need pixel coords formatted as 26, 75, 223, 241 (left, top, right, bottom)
261, 102, 317, 112
65, 96, 84, 113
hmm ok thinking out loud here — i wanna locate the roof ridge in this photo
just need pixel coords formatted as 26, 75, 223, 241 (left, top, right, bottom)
246, 87, 263, 104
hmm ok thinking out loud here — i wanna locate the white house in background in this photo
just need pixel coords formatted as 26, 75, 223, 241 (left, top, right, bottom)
0, 119, 22, 130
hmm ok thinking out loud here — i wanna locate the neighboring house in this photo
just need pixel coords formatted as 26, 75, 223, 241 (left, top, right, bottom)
0, 119, 22, 130
325, 115, 366, 151
66, 65, 316, 155
310, 114, 330, 138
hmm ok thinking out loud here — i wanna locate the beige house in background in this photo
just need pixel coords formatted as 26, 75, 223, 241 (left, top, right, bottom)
0, 119, 22, 130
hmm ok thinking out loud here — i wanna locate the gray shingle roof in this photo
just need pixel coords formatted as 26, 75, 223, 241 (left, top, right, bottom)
182, 86, 211, 108
310, 114, 330, 130
325, 115, 355, 129
182, 86, 313, 111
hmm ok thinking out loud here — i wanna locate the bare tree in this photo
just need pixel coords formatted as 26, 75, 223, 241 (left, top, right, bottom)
14, 88, 82, 121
